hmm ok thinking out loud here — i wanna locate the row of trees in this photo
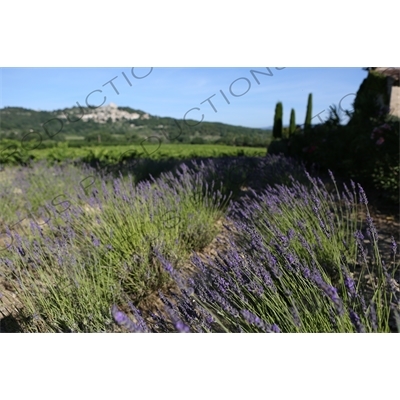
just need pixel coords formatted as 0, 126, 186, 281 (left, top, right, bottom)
272, 94, 313, 138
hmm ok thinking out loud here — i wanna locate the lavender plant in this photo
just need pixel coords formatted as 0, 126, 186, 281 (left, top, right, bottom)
1, 160, 230, 332
1, 156, 398, 332
114, 170, 399, 333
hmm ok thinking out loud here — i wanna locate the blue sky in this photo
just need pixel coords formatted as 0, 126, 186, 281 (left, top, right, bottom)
1, 67, 367, 128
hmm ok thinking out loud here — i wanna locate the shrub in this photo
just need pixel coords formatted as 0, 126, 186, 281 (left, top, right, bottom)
116, 171, 399, 332
1, 160, 230, 332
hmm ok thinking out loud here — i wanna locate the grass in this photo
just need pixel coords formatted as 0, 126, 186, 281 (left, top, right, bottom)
0, 155, 399, 332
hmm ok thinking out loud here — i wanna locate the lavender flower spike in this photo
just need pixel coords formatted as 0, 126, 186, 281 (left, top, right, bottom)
349, 309, 365, 333
268, 324, 281, 333
112, 305, 143, 332
357, 184, 368, 205
175, 320, 190, 333
391, 237, 398, 256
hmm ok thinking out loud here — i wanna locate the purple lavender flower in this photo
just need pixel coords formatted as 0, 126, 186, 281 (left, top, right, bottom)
343, 183, 354, 204
257, 268, 276, 292
328, 170, 336, 184
205, 313, 214, 326
366, 216, 378, 242
358, 184, 368, 205
354, 230, 368, 261
323, 285, 344, 315
382, 261, 398, 296
246, 280, 264, 297
164, 261, 174, 274
158, 293, 192, 333
111, 305, 142, 332
128, 302, 149, 333
308, 268, 344, 316
354, 230, 364, 242
215, 276, 230, 294
359, 293, 367, 315
298, 234, 314, 257
212, 291, 239, 317
268, 324, 280, 333
312, 229, 323, 249
112, 179, 121, 197
341, 266, 357, 299
301, 265, 312, 280
266, 252, 282, 279
297, 220, 307, 231
175, 320, 190, 333
329, 309, 338, 330
369, 301, 378, 332
277, 234, 289, 249
241, 309, 266, 330
287, 229, 295, 241
91, 234, 100, 248
57, 255, 63, 267
391, 237, 397, 256
349, 309, 365, 333
290, 306, 301, 328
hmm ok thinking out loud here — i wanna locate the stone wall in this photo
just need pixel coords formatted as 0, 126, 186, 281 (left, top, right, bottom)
389, 85, 400, 119
372, 67, 400, 119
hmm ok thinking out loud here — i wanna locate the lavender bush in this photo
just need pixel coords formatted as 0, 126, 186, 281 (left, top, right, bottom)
114, 170, 399, 333
1, 155, 398, 332
1, 160, 230, 332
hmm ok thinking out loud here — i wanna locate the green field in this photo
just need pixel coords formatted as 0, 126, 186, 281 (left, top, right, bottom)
0, 142, 267, 165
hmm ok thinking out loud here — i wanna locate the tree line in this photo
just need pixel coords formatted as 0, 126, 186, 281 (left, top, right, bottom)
272, 93, 313, 139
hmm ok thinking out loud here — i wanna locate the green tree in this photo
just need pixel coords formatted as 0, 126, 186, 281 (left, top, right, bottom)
304, 93, 313, 133
273, 102, 283, 139
289, 108, 296, 136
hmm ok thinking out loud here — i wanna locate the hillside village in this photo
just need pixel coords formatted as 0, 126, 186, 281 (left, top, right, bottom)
57, 102, 150, 124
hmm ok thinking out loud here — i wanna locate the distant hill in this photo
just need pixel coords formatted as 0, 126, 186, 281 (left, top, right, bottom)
0, 104, 272, 147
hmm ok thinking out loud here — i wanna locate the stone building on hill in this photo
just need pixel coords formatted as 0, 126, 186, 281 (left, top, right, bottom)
368, 67, 400, 119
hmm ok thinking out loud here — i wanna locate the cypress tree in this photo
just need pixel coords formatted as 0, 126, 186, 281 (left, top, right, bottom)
304, 93, 313, 133
289, 108, 296, 136
273, 102, 283, 139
